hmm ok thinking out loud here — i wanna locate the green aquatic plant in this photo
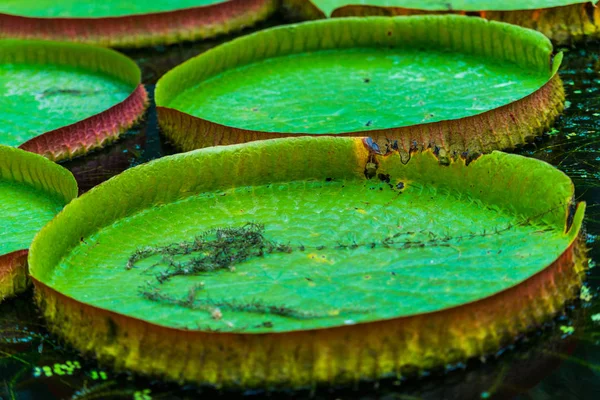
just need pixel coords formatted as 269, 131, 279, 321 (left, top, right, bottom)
0, 145, 77, 302
28, 136, 585, 388
156, 15, 564, 157
0, 40, 147, 161
284, 0, 600, 44
0, 0, 278, 48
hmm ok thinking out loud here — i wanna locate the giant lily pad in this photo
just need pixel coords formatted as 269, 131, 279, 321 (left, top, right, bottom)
285, 0, 600, 44
0, 0, 278, 48
29, 136, 585, 388
0, 145, 77, 302
156, 16, 565, 157
0, 40, 148, 161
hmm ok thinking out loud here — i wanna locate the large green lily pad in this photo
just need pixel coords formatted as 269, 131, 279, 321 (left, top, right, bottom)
29, 136, 585, 387
303, 0, 597, 16
0, 145, 77, 301
0, 0, 278, 48
286, 1, 600, 44
156, 16, 564, 155
166, 49, 547, 134
0, 40, 147, 161
0, 0, 228, 18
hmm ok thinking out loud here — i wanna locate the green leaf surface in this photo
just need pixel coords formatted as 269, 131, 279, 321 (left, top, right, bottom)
29, 137, 582, 334
0, 145, 77, 257
0, 40, 140, 147
309, 0, 597, 16
0, 0, 227, 18
158, 16, 558, 135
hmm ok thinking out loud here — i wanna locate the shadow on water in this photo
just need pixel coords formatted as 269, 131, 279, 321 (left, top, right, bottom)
2, 15, 600, 400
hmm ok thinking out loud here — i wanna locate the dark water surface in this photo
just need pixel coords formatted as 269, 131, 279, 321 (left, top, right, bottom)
1, 16, 600, 400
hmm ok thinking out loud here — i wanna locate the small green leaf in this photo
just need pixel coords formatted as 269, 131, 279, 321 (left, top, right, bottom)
580, 284, 592, 302
559, 325, 575, 335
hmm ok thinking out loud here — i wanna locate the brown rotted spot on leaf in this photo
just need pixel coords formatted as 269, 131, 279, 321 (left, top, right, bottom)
378, 173, 391, 183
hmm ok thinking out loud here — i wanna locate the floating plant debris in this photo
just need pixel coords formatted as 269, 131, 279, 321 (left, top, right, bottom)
0, 145, 77, 302
0, 0, 278, 48
130, 211, 568, 321
0, 40, 148, 161
156, 15, 564, 157
28, 136, 585, 388
285, 0, 600, 44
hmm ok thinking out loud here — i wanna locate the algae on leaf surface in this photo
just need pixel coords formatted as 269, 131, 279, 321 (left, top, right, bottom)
0, 40, 147, 161
156, 16, 564, 157
0, 0, 278, 48
287, 0, 600, 44
29, 136, 585, 388
0, 145, 77, 302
